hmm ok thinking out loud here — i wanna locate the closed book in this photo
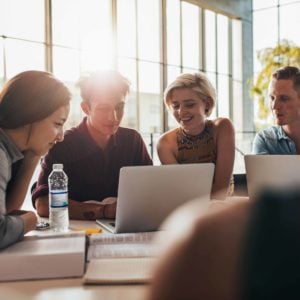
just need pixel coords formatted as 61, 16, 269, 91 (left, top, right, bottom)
83, 257, 157, 284
0, 232, 86, 282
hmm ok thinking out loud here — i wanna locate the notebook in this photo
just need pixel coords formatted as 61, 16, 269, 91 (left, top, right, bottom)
0, 232, 86, 281
83, 257, 156, 284
245, 154, 300, 199
97, 163, 214, 233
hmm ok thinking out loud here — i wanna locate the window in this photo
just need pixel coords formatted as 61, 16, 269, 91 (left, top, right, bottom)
0, 0, 244, 151
0, 0, 45, 78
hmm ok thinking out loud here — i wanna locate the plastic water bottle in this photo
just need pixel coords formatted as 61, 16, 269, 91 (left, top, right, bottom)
48, 164, 69, 232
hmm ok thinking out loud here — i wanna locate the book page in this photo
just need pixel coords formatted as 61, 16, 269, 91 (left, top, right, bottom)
89, 231, 157, 244
84, 257, 157, 284
87, 231, 165, 260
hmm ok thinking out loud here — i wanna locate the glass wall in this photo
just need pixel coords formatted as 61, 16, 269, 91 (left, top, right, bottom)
253, 0, 300, 75
252, 0, 300, 132
0, 0, 244, 159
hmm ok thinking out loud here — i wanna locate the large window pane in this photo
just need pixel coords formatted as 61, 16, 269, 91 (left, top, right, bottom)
0, 38, 3, 78
137, 0, 160, 62
279, 0, 298, 4
53, 47, 80, 82
117, 0, 136, 58
0, 0, 5, 35
1, 0, 44, 42
122, 92, 138, 130
253, 0, 277, 10
232, 19, 243, 81
52, 0, 80, 47
166, 0, 180, 66
167, 66, 181, 130
280, 3, 300, 45
205, 10, 216, 73
118, 58, 138, 128
118, 57, 137, 91
232, 80, 243, 128
217, 14, 229, 75
138, 62, 161, 133
139, 92, 161, 134
217, 74, 230, 117
182, 2, 200, 69
253, 8, 278, 73
79, 0, 113, 72
138, 61, 160, 94
5, 39, 44, 79
167, 65, 181, 85
206, 71, 217, 119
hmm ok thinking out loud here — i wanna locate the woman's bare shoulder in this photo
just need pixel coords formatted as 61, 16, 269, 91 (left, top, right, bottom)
158, 128, 178, 146
210, 117, 234, 134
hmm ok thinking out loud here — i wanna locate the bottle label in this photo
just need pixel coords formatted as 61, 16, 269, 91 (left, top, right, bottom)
49, 191, 68, 208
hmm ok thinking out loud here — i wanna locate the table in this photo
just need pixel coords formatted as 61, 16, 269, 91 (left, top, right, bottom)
0, 280, 148, 300
0, 220, 150, 300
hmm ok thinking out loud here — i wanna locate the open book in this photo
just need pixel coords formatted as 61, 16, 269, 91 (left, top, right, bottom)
87, 231, 164, 260
83, 257, 157, 284
0, 232, 86, 281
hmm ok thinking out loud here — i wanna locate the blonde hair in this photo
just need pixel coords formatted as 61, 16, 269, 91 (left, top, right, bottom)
164, 72, 216, 116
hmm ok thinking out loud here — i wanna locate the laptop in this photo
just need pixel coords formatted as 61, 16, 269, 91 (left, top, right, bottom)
96, 163, 214, 233
245, 155, 300, 199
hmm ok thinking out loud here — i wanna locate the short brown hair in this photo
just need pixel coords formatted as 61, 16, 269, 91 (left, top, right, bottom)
272, 66, 300, 95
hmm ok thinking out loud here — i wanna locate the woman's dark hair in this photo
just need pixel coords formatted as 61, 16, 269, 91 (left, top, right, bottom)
0, 70, 71, 129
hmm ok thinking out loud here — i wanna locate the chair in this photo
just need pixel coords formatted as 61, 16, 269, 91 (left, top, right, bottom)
233, 174, 248, 197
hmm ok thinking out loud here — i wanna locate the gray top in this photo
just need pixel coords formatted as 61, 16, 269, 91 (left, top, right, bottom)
252, 125, 297, 155
0, 128, 25, 249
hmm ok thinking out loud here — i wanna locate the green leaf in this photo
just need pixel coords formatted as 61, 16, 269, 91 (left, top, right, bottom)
252, 40, 300, 125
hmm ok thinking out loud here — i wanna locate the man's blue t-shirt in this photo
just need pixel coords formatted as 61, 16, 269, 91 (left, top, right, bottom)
252, 125, 297, 154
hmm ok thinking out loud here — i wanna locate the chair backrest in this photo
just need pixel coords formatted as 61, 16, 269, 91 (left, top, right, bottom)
233, 174, 248, 197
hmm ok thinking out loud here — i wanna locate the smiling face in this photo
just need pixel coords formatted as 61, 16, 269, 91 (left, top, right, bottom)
168, 88, 208, 135
27, 104, 70, 155
82, 91, 125, 138
269, 79, 300, 126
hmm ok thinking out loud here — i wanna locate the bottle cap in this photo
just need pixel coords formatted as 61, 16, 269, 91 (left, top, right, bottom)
52, 163, 63, 170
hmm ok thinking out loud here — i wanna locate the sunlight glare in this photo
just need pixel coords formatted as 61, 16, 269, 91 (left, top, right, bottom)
80, 29, 114, 72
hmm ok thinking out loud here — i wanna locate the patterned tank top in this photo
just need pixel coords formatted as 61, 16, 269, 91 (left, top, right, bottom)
176, 121, 217, 164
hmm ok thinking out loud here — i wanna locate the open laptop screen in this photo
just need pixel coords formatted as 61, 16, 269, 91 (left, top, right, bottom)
245, 155, 300, 200
97, 163, 214, 233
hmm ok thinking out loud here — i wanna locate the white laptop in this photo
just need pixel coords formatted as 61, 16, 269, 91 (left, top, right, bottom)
245, 155, 300, 199
96, 163, 214, 233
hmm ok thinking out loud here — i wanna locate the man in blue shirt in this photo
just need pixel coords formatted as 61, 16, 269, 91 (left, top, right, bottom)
253, 66, 300, 154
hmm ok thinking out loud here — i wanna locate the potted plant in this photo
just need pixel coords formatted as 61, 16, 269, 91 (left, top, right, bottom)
252, 40, 300, 128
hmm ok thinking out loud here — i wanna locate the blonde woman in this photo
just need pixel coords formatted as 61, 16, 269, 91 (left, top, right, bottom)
157, 72, 235, 199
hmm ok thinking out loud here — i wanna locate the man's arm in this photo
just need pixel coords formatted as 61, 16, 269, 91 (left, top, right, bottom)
35, 195, 116, 220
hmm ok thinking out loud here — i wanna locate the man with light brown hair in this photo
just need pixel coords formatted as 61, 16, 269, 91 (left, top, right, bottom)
32, 70, 152, 220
